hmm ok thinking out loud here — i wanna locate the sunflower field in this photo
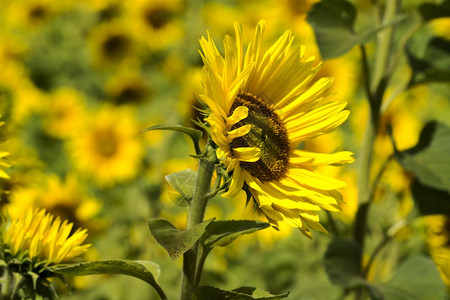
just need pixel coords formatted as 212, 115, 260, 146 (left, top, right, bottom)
1, 0, 450, 299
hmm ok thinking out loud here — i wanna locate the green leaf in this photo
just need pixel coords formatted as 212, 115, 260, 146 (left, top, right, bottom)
406, 35, 450, 85
307, 0, 358, 59
379, 256, 446, 300
52, 259, 166, 300
323, 238, 364, 287
141, 124, 203, 154
201, 220, 270, 248
410, 179, 450, 215
396, 121, 450, 191
165, 168, 198, 205
193, 286, 289, 300
419, 0, 450, 21
148, 218, 213, 260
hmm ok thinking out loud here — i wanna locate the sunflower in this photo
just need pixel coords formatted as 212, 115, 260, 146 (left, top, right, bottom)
43, 88, 87, 139
2, 207, 90, 264
7, 173, 102, 232
88, 20, 137, 67
199, 21, 353, 238
104, 66, 152, 105
67, 105, 143, 187
426, 215, 450, 288
123, 0, 183, 51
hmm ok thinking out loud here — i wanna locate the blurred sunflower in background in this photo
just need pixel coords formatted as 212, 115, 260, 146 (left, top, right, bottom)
88, 20, 138, 67
67, 105, 143, 187
42, 88, 87, 139
426, 215, 450, 289
104, 65, 152, 106
8, 173, 102, 233
124, 0, 183, 51
200, 21, 354, 238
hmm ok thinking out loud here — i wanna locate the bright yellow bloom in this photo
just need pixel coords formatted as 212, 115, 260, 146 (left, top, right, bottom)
200, 21, 353, 238
67, 105, 143, 187
3, 208, 90, 265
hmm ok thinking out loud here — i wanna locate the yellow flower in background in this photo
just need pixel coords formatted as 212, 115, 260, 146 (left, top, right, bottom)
2, 0, 61, 30
43, 88, 87, 139
68, 105, 143, 187
200, 21, 353, 238
88, 20, 138, 67
8, 173, 102, 232
426, 215, 450, 289
431, 17, 450, 40
105, 66, 152, 105
2, 207, 90, 265
124, 0, 183, 51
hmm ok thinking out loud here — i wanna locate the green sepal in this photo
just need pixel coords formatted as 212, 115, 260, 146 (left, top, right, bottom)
52, 259, 166, 299
148, 218, 213, 261
165, 168, 198, 205
379, 256, 446, 300
193, 286, 289, 300
200, 220, 270, 249
141, 124, 203, 154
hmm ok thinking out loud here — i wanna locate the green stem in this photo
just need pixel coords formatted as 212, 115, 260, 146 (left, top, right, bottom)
180, 144, 215, 300
353, 0, 399, 277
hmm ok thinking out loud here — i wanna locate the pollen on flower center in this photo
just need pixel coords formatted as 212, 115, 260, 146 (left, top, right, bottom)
230, 92, 290, 181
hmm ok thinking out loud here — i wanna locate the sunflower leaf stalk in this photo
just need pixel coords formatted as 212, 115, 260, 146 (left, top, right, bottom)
180, 141, 216, 300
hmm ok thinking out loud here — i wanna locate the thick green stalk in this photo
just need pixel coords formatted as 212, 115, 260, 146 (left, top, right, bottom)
180, 145, 215, 300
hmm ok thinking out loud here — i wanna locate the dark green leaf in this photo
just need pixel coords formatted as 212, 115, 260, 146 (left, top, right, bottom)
52, 259, 166, 299
193, 286, 289, 300
379, 256, 446, 300
141, 124, 203, 154
396, 121, 450, 191
411, 179, 450, 215
148, 218, 213, 260
307, 0, 358, 59
407, 35, 450, 85
165, 168, 197, 205
323, 238, 364, 287
419, 0, 450, 21
201, 220, 270, 249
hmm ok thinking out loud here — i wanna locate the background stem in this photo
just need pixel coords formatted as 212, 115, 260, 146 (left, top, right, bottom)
353, 0, 399, 283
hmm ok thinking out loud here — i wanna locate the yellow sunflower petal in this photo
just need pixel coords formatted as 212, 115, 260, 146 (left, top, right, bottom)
288, 168, 347, 190
232, 147, 261, 162
227, 105, 249, 127
291, 150, 355, 166
227, 125, 252, 142
222, 164, 245, 198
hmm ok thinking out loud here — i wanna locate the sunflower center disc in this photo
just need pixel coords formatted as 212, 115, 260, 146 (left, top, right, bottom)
230, 92, 290, 181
